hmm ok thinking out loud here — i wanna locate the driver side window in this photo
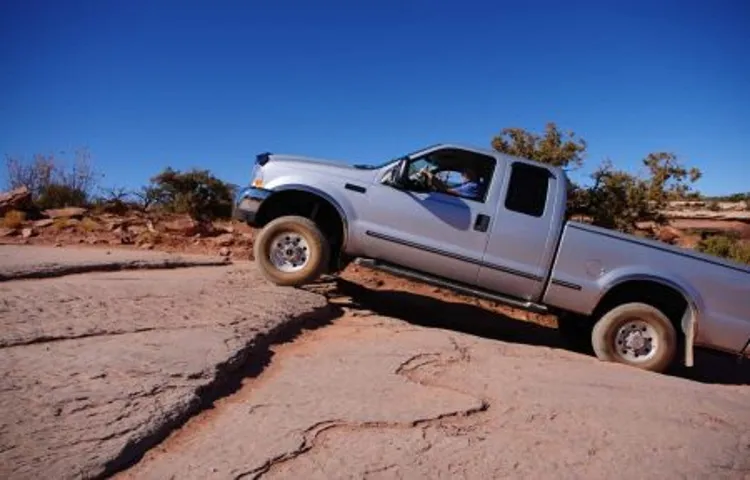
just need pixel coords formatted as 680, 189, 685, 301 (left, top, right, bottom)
402, 148, 496, 203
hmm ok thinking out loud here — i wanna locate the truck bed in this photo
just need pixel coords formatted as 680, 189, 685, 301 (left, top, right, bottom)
543, 221, 750, 355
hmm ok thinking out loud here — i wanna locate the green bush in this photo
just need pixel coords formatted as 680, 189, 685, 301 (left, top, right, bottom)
36, 183, 87, 210
147, 167, 236, 220
696, 234, 750, 265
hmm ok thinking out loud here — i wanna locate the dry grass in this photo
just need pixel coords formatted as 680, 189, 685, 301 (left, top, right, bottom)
136, 230, 163, 246
48, 218, 71, 232
79, 217, 101, 232
2, 210, 26, 229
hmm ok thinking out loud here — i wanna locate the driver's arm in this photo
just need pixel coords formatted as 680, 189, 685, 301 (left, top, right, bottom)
425, 171, 449, 192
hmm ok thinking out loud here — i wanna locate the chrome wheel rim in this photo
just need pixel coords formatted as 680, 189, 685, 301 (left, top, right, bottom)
268, 232, 310, 273
614, 319, 658, 363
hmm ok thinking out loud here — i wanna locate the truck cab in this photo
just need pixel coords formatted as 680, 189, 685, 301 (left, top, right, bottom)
356, 144, 567, 304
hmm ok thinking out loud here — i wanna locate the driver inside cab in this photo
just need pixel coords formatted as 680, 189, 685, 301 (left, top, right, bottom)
421, 166, 484, 201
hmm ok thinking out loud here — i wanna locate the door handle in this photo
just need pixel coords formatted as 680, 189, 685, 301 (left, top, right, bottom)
474, 214, 490, 232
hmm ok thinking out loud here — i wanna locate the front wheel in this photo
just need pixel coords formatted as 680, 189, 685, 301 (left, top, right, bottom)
591, 302, 677, 373
253, 215, 330, 286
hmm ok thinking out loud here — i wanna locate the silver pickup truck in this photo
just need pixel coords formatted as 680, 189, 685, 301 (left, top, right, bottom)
234, 143, 750, 373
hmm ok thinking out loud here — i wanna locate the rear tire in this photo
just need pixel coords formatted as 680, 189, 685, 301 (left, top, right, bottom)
253, 215, 330, 286
591, 302, 677, 373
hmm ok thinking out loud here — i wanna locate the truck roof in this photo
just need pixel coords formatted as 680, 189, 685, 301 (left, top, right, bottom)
426, 142, 566, 178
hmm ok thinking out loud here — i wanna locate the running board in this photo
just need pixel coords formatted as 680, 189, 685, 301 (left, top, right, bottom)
354, 258, 549, 314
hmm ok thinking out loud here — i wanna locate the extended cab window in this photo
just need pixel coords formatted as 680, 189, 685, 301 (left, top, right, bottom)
504, 162, 550, 217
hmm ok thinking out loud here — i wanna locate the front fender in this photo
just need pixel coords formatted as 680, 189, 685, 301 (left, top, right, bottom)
262, 177, 354, 250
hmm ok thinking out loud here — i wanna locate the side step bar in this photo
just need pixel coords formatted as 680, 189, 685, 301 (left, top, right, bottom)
354, 258, 549, 314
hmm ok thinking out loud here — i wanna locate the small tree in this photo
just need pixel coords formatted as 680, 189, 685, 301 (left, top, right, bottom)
642, 152, 702, 208
491, 122, 702, 234
581, 160, 653, 232
491, 122, 587, 170
574, 155, 700, 233
147, 167, 236, 220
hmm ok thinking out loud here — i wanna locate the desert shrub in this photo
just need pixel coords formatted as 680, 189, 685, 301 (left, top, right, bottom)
2, 210, 26, 228
133, 186, 163, 211
146, 167, 236, 220
696, 234, 750, 265
707, 201, 721, 212
735, 244, 750, 264
36, 183, 88, 209
89, 187, 139, 215
724, 193, 749, 203
49, 218, 69, 232
136, 230, 163, 246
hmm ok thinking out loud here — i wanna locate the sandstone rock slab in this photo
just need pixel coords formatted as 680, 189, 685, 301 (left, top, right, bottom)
119, 311, 750, 480
0, 264, 330, 480
43, 207, 88, 219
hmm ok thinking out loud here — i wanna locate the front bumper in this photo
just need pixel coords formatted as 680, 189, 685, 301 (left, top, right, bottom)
233, 187, 272, 226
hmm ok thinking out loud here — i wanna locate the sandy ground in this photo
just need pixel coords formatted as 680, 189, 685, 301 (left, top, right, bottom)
2, 245, 750, 479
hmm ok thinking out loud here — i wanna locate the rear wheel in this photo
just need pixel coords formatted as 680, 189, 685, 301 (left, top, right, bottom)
591, 302, 677, 373
253, 215, 330, 286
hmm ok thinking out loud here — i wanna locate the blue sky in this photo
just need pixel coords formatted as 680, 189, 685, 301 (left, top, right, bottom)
1, 0, 748, 195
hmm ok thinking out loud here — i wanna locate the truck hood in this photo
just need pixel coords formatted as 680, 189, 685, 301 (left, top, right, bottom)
267, 153, 389, 182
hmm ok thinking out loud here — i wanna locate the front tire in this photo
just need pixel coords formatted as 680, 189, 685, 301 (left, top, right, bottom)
253, 215, 330, 286
591, 302, 677, 373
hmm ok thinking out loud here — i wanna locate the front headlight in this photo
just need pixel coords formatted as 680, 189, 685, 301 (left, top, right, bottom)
250, 164, 264, 188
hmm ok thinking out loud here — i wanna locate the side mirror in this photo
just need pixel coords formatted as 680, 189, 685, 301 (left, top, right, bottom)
385, 157, 409, 189
395, 157, 411, 188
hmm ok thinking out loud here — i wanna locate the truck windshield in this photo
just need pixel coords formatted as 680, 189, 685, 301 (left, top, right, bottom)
352, 158, 399, 170
352, 144, 441, 170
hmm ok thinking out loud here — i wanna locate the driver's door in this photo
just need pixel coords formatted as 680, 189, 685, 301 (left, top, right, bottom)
359, 147, 499, 286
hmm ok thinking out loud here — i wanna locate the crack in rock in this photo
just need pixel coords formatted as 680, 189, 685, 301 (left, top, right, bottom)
239, 403, 491, 480
0, 327, 159, 349
234, 337, 490, 480
92, 303, 340, 480
363, 463, 398, 478
0, 258, 231, 282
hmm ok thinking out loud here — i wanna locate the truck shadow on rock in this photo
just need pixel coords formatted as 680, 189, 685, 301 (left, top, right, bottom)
334, 278, 562, 349
332, 279, 750, 386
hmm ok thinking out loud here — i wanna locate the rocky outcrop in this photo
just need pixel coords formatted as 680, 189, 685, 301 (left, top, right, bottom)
0, 187, 32, 216
42, 207, 88, 219
162, 216, 213, 237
